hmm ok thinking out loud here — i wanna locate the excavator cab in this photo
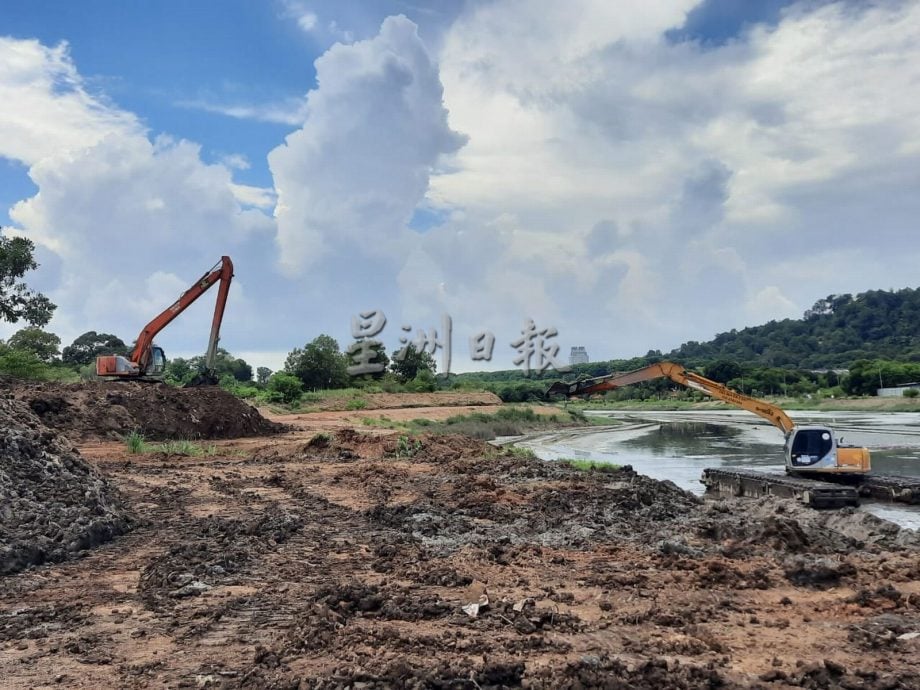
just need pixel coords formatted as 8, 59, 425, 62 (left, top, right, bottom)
785, 426, 870, 473
148, 346, 166, 376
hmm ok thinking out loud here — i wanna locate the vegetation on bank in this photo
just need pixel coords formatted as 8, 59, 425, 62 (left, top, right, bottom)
357, 406, 596, 441
560, 459, 622, 472
4, 232, 920, 409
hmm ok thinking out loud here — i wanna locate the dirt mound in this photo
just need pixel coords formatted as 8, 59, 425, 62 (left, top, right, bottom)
689, 496, 920, 557
6, 381, 285, 441
0, 398, 134, 575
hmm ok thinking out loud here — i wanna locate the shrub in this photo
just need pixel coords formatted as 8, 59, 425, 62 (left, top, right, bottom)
903, 388, 919, 398
267, 373, 304, 404
125, 430, 146, 454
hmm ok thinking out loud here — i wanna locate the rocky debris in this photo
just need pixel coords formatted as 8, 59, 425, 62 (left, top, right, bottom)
365, 461, 701, 554
690, 496, 920, 557
0, 398, 134, 575
6, 380, 285, 441
783, 555, 858, 589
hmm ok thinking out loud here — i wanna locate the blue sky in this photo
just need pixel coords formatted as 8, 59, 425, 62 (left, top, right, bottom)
0, 1, 465, 203
2, 1, 919, 373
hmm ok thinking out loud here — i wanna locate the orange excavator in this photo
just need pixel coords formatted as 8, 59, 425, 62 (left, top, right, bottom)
96, 256, 234, 386
545, 362, 920, 508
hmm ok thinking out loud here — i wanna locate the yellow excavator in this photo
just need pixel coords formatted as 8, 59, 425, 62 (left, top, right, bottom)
547, 361, 869, 474
548, 362, 919, 507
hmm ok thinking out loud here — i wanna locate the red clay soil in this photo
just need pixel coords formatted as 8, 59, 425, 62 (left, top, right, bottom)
302, 390, 503, 412
1, 426, 918, 688
4, 380, 284, 441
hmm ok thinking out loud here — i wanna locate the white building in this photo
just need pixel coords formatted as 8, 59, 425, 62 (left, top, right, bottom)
569, 346, 589, 366
877, 383, 920, 397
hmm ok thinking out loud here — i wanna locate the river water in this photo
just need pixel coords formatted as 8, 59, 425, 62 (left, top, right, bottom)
513, 409, 920, 529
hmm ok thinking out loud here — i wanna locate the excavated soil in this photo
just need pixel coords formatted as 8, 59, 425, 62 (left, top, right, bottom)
0, 398, 134, 576
4, 380, 284, 441
1, 424, 919, 687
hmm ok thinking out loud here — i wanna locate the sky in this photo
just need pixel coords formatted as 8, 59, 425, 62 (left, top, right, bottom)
1, 0, 918, 374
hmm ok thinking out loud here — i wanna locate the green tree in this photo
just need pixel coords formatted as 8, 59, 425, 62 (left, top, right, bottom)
0, 343, 46, 378
346, 339, 390, 380
704, 360, 743, 384
62, 331, 128, 367
256, 366, 272, 385
267, 372, 303, 404
390, 344, 436, 383
0, 233, 56, 327
187, 348, 252, 382
7, 327, 61, 363
284, 334, 349, 390
165, 356, 194, 385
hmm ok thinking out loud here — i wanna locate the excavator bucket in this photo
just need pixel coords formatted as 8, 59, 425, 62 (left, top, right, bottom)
545, 380, 574, 399
185, 371, 220, 388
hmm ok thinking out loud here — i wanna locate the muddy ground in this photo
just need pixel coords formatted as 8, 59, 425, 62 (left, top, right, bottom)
2, 397, 920, 688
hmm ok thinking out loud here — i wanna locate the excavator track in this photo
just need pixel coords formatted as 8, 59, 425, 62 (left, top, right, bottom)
702, 468, 860, 509
851, 474, 920, 505
789, 472, 920, 505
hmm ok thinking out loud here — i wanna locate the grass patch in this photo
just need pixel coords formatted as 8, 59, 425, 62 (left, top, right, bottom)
393, 434, 423, 458
360, 415, 409, 431
561, 458, 622, 473
124, 433, 217, 457
153, 440, 218, 456
125, 430, 146, 454
406, 405, 583, 441
346, 397, 368, 411
507, 445, 537, 459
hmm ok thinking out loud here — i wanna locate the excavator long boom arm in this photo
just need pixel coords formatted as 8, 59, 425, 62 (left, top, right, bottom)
547, 361, 796, 435
129, 256, 234, 373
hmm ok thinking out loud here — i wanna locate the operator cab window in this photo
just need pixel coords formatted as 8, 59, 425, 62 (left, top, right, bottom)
151, 347, 166, 375
790, 429, 833, 465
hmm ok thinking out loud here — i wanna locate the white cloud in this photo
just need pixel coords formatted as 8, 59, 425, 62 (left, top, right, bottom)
0, 38, 277, 355
4, 2, 920, 372
403, 0, 920, 361
176, 96, 308, 125
267, 14, 466, 275
0, 38, 142, 166
281, 0, 319, 34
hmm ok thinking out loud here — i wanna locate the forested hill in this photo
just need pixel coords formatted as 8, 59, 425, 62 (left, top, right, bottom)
668, 288, 920, 369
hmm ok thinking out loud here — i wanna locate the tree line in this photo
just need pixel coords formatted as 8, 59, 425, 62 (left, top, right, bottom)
3, 229, 920, 401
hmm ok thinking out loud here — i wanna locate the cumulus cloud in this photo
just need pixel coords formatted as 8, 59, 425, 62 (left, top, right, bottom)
4, 2, 920, 372
402, 0, 920, 362
0, 38, 142, 165
0, 38, 275, 353
268, 14, 466, 275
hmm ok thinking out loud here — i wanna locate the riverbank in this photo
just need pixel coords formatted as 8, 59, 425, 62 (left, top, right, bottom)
560, 396, 920, 413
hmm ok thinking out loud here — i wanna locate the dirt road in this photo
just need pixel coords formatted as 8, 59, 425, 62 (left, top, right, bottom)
2, 395, 920, 688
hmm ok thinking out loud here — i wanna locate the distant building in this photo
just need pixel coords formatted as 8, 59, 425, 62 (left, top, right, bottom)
569, 346, 589, 366
877, 383, 920, 397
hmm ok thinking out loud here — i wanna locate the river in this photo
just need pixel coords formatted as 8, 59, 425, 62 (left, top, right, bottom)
512, 409, 920, 529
